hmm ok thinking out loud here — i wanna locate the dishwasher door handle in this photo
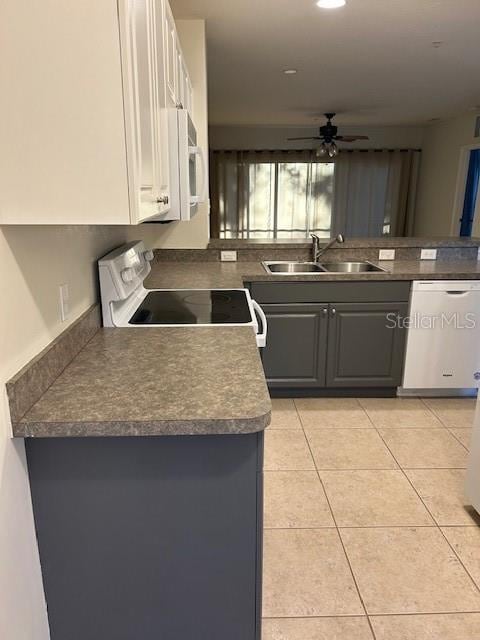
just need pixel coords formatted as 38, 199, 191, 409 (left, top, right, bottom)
445, 290, 470, 296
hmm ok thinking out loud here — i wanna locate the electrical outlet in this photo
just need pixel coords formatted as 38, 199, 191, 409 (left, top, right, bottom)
421, 248, 437, 260
220, 250, 237, 262
59, 283, 69, 322
379, 249, 395, 260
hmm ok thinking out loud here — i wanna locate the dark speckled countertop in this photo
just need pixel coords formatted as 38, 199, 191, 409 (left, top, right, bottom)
14, 257, 480, 438
145, 259, 480, 288
15, 328, 271, 437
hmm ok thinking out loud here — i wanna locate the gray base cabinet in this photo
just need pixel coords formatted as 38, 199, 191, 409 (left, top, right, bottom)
326, 302, 409, 387
262, 304, 328, 387
26, 434, 264, 640
250, 281, 411, 391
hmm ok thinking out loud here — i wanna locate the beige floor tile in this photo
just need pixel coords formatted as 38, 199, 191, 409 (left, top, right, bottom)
262, 617, 373, 640
306, 429, 397, 470
449, 428, 473, 450
405, 469, 480, 526
370, 613, 480, 640
264, 430, 314, 471
264, 471, 334, 528
340, 527, 480, 614
295, 398, 372, 429
423, 398, 476, 429
320, 470, 433, 527
269, 399, 302, 429
378, 428, 468, 469
442, 526, 480, 587
263, 528, 363, 617
358, 398, 443, 428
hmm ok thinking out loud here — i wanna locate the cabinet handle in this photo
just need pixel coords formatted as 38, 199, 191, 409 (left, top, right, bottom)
157, 196, 169, 205
322, 308, 328, 317
331, 308, 336, 317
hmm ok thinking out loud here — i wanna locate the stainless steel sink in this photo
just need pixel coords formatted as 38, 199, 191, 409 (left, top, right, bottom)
262, 260, 389, 275
263, 261, 326, 274
319, 261, 388, 273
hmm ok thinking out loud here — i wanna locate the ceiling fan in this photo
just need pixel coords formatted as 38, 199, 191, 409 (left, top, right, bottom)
287, 112, 369, 158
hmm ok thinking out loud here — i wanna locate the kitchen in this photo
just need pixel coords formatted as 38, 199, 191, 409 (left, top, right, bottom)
2, 1, 480, 639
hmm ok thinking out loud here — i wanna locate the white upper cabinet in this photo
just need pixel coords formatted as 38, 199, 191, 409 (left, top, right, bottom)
177, 45, 194, 114
163, 2, 179, 109
122, 0, 170, 221
0, 0, 193, 225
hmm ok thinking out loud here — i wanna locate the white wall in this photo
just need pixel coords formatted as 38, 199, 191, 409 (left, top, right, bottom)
0, 225, 127, 640
415, 111, 480, 236
133, 20, 210, 249
209, 124, 426, 151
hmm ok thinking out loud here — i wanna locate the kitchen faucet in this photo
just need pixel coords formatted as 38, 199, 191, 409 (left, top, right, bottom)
311, 233, 345, 262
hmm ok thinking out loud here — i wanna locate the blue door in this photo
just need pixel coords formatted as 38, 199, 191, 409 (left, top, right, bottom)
460, 149, 480, 237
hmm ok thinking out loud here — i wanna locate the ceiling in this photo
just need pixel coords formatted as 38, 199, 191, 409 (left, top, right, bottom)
170, 0, 480, 127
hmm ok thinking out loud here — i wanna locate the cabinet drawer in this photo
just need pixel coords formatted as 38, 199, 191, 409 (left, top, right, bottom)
250, 281, 411, 304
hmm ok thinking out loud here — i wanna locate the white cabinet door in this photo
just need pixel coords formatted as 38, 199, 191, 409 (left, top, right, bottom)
176, 48, 186, 110
122, 0, 170, 222
184, 68, 194, 117
150, 0, 171, 212
164, 1, 178, 108
175, 36, 194, 116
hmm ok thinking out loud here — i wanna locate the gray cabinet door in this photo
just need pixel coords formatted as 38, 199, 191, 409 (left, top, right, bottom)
261, 304, 329, 387
326, 302, 409, 388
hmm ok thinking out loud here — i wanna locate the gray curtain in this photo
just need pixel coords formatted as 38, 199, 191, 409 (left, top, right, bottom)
331, 150, 421, 237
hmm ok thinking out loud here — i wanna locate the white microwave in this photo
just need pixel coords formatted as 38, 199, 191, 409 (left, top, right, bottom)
150, 109, 207, 222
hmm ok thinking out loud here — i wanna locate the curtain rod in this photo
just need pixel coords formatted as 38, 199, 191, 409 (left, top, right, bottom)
213, 148, 422, 154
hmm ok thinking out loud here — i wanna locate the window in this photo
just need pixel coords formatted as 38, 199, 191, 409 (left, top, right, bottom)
211, 151, 334, 239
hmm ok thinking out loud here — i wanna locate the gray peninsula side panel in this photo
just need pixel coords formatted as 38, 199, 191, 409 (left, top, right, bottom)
26, 433, 264, 640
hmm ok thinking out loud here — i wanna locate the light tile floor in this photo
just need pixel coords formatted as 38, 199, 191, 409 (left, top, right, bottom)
263, 397, 480, 640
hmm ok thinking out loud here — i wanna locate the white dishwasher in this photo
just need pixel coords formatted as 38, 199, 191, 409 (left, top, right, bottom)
402, 280, 480, 390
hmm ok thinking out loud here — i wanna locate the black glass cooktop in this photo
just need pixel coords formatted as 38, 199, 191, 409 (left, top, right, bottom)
129, 289, 252, 325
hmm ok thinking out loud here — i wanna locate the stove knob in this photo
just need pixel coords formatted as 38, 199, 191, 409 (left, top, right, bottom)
121, 267, 136, 283
143, 250, 154, 262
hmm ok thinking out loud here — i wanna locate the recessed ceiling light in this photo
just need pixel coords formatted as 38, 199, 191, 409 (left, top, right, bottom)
284, 69, 297, 75
316, 0, 346, 8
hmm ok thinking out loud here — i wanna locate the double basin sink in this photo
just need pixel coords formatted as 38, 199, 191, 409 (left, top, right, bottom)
263, 261, 388, 275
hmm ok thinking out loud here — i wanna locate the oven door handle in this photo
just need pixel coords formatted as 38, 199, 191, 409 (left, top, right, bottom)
252, 300, 268, 348
188, 145, 208, 206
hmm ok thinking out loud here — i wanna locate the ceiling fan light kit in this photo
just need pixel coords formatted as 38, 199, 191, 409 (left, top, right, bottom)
288, 113, 369, 153
316, 141, 338, 158
316, 0, 346, 8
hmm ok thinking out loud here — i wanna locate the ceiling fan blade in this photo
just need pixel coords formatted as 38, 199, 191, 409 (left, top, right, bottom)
287, 136, 322, 141
335, 135, 370, 142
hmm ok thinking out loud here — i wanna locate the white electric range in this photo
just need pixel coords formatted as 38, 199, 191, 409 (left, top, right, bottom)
98, 242, 267, 347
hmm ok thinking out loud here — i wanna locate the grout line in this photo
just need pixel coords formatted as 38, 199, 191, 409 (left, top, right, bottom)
265, 524, 438, 530
446, 427, 472, 453
295, 404, 378, 638
267, 399, 480, 628
420, 398, 475, 447
262, 610, 480, 620
369, 405, 480, 599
